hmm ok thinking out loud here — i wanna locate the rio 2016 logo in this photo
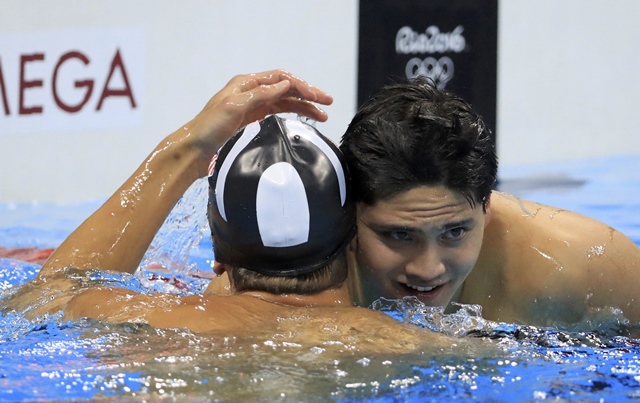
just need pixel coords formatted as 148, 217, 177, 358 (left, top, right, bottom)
404, 56, 454, 90
395, 25, 466, 89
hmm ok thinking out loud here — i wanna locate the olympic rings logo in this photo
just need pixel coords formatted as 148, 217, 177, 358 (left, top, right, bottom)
405, 56, 454, 89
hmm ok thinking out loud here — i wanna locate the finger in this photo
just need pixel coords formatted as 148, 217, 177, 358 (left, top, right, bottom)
239, 81, 330, 122
284, 81, 333, 106
284, 76, 333, 106
267, 98, 330, 122
279, 71, 333, 106
246, 80, 331, 120
208, 81, 292, 131
230, 70, 290, 92
235, 70, 333, 105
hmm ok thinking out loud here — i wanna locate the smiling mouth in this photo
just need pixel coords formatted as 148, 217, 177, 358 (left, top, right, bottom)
405, 283, 438, 293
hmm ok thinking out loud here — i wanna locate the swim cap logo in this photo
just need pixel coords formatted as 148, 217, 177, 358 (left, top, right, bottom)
283, 119, 347, 206
256, 162, 310, 247
207, 115, 355, 275
214, 118, 347, 249
214, 121, 261, 222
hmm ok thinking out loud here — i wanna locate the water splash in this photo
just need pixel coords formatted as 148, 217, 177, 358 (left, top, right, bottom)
0, 259, 40, 293
371, 296, 487, 337
140, 178, 211, 275
2, 259, 640, 401
297, 114, 317, 128
371, 295, 640, 347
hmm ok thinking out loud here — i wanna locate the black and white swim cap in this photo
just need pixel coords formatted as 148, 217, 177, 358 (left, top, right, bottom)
207, 115, 356, 277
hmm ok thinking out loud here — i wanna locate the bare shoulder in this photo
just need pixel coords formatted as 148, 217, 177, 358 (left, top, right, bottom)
489, 191, 639, 262
64, 288, 272, 333
63, 288, 450, 353
476, 191, 640, 323
289, 306, 452, 353
2, 276, 79, 318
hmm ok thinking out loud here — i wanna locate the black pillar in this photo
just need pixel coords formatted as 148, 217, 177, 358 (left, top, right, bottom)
357, 0, 498, 147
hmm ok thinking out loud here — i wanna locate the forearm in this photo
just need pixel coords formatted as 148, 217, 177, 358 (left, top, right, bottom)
39, 128, 203, 277
35, 69, 332, 279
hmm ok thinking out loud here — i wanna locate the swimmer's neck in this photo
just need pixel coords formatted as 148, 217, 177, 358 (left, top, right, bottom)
243, 281, 353, 308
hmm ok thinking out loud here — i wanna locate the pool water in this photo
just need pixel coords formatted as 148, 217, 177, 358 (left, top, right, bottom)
1, 155, 639, 402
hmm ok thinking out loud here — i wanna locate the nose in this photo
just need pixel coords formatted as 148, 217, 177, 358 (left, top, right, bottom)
404, 245, 446, 280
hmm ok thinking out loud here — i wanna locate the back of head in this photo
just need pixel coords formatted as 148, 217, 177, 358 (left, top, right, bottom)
340, 78, 497, 209
207, 115, 356, 294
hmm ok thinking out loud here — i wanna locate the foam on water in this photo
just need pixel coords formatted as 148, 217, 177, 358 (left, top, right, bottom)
373, 297, 486, 337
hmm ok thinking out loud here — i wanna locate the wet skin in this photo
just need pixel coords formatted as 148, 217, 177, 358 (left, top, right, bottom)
352, 185, 491, 310
350, 186, 640, 325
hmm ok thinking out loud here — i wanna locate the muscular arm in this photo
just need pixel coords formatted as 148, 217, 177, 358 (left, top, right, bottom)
63, 288, 248, 333
36, 70, 333, 279
63, 287, 451, 352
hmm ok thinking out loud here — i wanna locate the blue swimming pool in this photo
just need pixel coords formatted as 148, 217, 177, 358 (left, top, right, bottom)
1, 155, 639, 402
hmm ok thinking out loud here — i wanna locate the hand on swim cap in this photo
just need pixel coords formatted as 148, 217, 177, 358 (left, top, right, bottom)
208, 115, 355, 277
185, 69, 333, 177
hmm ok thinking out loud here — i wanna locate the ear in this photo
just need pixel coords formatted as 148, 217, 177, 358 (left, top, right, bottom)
213, 260, 227, 275
204, 269, 233, 295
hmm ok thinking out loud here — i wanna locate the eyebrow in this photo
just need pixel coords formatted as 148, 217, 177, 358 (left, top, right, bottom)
440, 218, 476, 231
364, 218, 476, 233
366, 223, 416, 232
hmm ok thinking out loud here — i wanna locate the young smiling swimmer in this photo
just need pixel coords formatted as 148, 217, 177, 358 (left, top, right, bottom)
341, 78, 640, 326
5, 71, 446, 351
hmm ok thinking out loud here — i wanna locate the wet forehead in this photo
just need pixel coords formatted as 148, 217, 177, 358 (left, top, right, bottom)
358, 185, 478, 225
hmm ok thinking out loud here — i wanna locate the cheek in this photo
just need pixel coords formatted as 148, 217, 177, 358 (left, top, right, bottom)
448, 235, 484, 275
454, 254, 477, 277
353, 234, 399, 302
355, 232, 399, 274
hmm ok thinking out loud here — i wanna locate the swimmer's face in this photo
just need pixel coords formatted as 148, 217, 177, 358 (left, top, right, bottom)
352, 185, 491, 308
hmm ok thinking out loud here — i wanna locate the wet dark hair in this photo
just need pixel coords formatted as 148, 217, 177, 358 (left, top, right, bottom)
340, 78, 497, 210
227, 251, 347, 295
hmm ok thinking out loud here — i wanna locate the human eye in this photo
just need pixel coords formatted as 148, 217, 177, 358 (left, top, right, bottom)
382, 230, 412, 242
441, 227, 467, 242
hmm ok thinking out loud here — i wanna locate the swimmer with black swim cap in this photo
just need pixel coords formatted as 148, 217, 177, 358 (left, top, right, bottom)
207, 115, 357, 294
12, 71, 450, 350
